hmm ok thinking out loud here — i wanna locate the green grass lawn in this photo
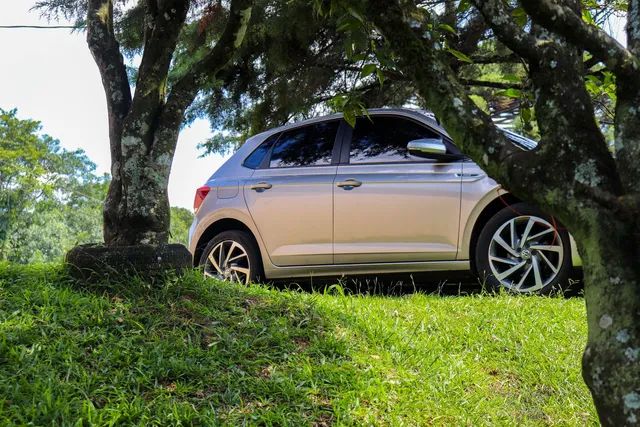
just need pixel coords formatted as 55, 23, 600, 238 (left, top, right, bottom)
0, 264, 596, 426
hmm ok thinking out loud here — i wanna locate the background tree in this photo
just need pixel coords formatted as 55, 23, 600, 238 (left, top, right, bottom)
169, 206, 194, 246
0, 108, 108, 263
309, 0, 638, 424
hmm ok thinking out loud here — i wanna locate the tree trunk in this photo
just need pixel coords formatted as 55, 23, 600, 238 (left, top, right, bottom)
84, 0, 253, 248
576, 212, 640, 426
103, 129, 177, 246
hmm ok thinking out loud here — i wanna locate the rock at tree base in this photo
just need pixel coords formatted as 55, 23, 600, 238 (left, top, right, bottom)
65, 243, 193, 283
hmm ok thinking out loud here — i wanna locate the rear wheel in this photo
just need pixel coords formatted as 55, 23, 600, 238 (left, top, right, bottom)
198, 230, 263, 285
475, 203, 571, 294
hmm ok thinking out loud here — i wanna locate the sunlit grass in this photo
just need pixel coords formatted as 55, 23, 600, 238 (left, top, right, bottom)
0, 263, 596, 425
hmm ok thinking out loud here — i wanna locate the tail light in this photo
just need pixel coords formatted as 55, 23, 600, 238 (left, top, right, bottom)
193, 186, 211, 211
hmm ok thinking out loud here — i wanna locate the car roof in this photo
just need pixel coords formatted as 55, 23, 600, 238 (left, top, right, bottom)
252, 108, 451, 140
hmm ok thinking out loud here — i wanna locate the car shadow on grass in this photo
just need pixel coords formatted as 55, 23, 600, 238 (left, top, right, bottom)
269, 270, 585, 299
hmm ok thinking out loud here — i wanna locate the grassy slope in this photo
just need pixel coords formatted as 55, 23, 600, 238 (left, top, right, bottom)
0, 264, 596, 426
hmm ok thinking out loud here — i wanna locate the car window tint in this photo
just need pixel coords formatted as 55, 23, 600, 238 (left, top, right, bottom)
269, 121, 338, 168
350, 117, 441, 164
243, 133, 279, 169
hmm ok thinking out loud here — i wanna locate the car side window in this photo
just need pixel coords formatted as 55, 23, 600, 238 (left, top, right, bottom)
349, 116, 442, 164
243, 133, 279, 169
269, 121, 339, 168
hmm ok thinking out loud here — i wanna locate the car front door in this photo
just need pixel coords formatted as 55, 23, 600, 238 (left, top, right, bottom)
333, 115, 463, 264
244, 120, 340, 266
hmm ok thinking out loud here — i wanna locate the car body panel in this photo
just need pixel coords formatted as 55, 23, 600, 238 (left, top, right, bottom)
263, 260, 470, 279
333, 162, 463, 263
244, 165, 337, 266
457, 161, 504, 261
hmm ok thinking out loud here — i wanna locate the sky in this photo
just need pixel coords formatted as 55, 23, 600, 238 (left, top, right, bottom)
0, 2, 230, 209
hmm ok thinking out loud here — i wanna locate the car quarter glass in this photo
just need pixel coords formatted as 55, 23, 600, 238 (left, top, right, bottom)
269, 121, 339, 168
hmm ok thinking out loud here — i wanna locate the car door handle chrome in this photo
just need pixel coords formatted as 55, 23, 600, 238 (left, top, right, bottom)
337, 179, 362, 188
250, 182, 273, 191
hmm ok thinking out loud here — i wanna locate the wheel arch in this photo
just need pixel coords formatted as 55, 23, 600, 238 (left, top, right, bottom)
193, 218, 261, 267
466, 192, 521, 273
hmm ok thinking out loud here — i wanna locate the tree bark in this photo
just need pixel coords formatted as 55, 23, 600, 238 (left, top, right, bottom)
577, 213, 640, 425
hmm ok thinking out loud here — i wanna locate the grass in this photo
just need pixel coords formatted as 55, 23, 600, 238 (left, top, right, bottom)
0, 263, 596, 426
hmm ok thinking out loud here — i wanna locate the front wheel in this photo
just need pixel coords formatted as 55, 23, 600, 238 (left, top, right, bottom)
198, 230, 263, 285
475, 203, 572, 294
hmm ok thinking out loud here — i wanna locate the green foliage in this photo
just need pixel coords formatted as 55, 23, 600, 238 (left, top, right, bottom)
0, 109, 106, 263
0, 264, 596, 425
0, 109, 195, 259
169, 207, 194, 247
196, 133, 244, 157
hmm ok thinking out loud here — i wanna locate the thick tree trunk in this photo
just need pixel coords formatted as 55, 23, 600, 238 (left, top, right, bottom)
103, 130, 176, 246
576, 213, 640, 426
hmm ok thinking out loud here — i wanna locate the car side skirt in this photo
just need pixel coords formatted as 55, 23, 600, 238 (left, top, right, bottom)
263, 260, 470, 279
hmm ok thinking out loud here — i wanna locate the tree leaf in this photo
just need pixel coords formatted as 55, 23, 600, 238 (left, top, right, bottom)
344, 110, 356, 127
376, 69, 385, 86
447, 48, 473, 64
512, 8, 528, 27
438, 23, 457, 36
496, 88, 522, 99
502, 74, 522, 83
361, 63, 377, 78
582, 9, 595, 25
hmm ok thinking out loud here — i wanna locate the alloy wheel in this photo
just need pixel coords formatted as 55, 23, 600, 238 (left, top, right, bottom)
204, 240, 252, 285
488, 215, 564, 293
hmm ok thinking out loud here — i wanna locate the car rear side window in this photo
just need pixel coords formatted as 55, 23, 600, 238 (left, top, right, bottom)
243, 133, 279, 169
269, 121, 339, 168
349, 116, 441, 164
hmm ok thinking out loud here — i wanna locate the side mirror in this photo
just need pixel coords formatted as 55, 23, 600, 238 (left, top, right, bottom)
407, 138, 447, 156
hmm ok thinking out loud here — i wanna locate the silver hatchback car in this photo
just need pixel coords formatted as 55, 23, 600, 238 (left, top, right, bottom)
188, 108, 580, 294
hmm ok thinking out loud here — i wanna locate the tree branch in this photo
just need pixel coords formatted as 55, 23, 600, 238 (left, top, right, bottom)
520, 0, 639, 77
470, 0, 541, 61
153, 0, 254, 159
364, 0, 529, 191
454, 12, 487, 57
122, 0, 190, 152
134, 0, 189, 105
86, 0, 132, 142
469, 53, 521, 64
459, 79, 524, 90
629, 0, 640, 56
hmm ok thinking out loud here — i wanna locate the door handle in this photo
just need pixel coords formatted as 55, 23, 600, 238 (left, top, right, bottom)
336, 179, 362, 188
250, 182, 272, 191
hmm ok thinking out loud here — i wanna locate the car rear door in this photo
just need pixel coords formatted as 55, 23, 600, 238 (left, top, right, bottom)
244, 120, 340, 266
333, 115, 463, 264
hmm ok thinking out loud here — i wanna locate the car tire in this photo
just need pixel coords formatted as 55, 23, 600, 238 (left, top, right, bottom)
475, 203, 572, 295
198, 230, 263, 284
